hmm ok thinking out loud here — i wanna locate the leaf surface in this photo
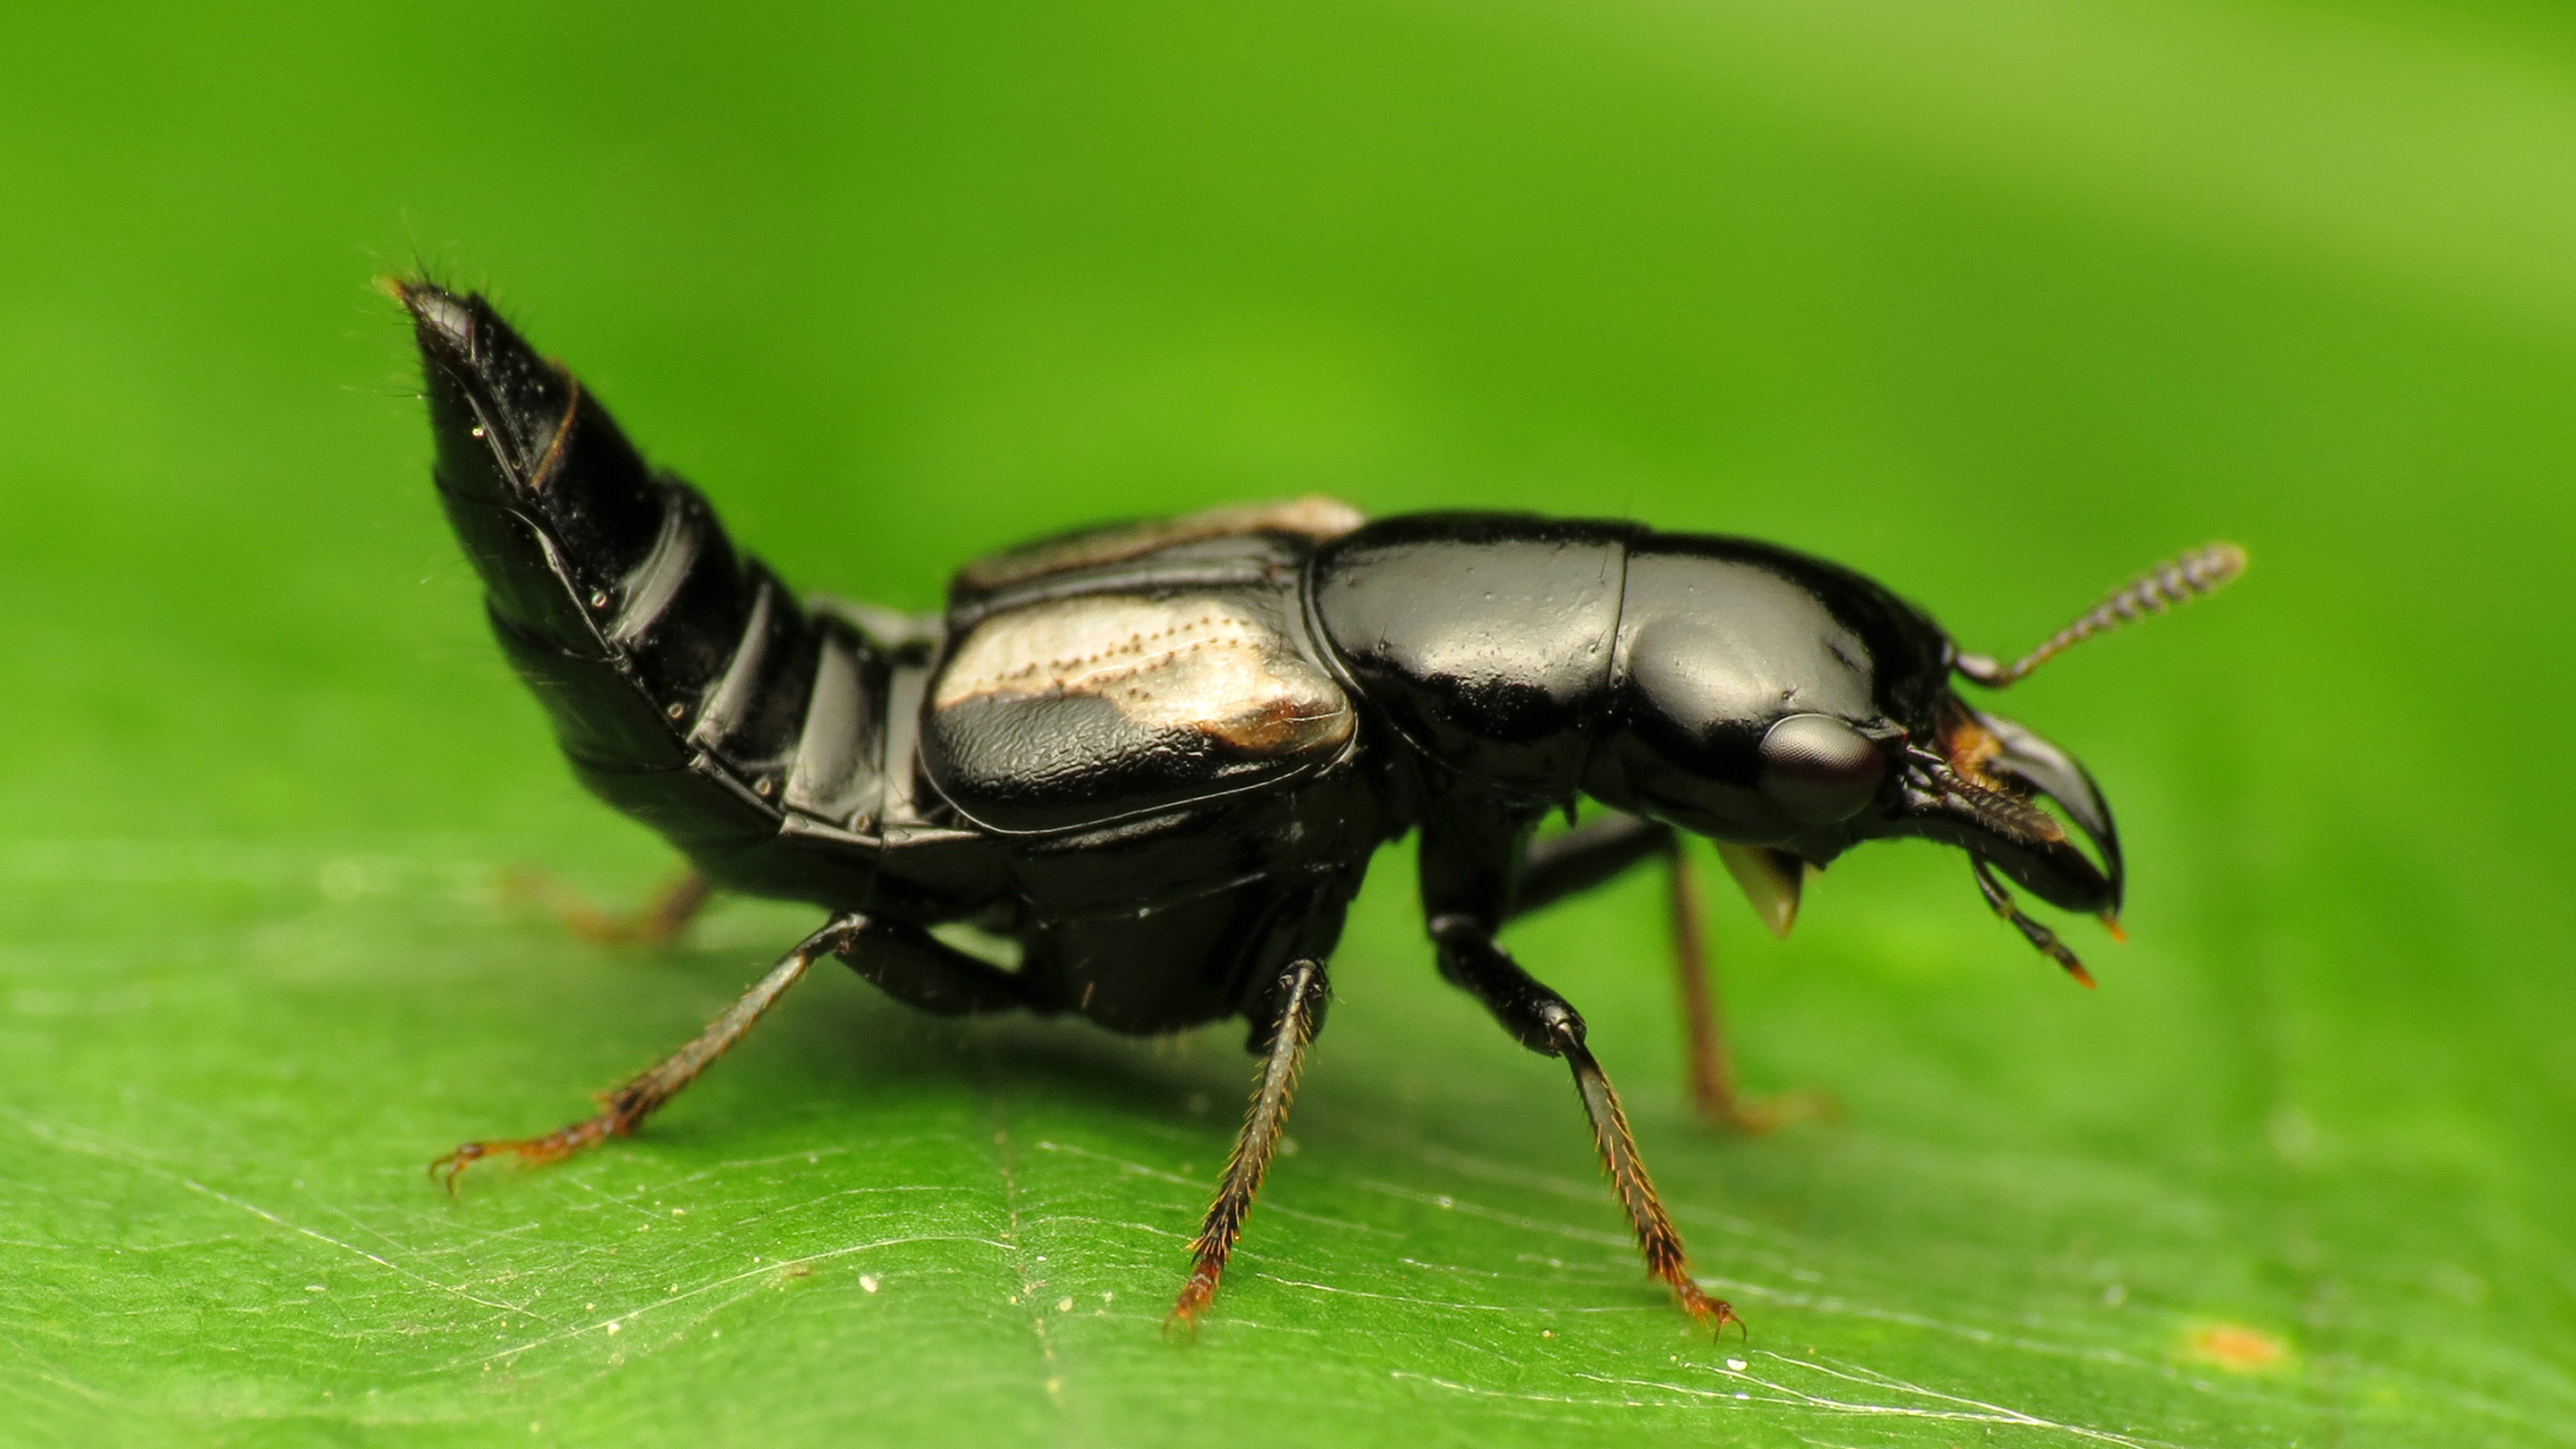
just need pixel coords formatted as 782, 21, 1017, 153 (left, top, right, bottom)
2, 1, 2572, 1444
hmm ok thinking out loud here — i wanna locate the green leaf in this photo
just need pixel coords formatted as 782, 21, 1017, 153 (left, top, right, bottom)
4, 0, 2573, 1445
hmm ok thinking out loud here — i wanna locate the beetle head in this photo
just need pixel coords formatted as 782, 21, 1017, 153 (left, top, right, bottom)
1884, 696, 2122, 914
1588, 538, 2240, 979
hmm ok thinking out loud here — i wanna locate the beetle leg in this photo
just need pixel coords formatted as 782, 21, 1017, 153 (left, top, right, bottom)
1665, 850, 1738, 1124
1514, 815, 1828, 1134
1514, 811, 1673, 913
432, 914, 857, 1191
503, 868, 712, 948
1169, 959, 1327, 1332
1563, 1041, 1741, 1336
1427, 916, 1738, 1333
1664, 852, 1835, 1134
832, 916, 1038, 1016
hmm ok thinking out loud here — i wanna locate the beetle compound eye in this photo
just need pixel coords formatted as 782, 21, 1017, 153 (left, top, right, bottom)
1758, 714, 1885, 823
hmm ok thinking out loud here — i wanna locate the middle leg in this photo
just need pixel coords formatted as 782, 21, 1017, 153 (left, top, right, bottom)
1170, 958, 1329, 1330
1665, 848, 1835, 1132
434, 911, 1033, 1189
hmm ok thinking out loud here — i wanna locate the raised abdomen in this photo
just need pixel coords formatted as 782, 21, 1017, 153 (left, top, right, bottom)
400, 283, 900, 906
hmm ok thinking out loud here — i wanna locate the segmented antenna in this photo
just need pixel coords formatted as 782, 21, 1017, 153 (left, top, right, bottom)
1955, 541, 2247, 689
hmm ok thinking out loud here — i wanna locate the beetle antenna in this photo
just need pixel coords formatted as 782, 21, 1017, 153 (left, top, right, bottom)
1955, 541, 2247, 688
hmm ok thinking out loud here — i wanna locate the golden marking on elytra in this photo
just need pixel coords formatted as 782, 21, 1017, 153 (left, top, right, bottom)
936, 594, 1354, 756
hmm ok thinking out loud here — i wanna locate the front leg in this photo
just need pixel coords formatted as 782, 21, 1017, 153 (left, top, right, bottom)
1517, 811, 1829, 1133
1420, 799, 1737, 1332
1426, 914, 1736, 1332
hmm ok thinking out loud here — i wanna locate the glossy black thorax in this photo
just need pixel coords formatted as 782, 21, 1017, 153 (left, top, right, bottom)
1310, 513, 1956, 857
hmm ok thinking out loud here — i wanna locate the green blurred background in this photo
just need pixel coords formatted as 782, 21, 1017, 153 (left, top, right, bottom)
4, 1, 2572, 1445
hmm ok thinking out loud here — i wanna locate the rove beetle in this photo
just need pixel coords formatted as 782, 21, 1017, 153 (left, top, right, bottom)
395, 282, 2243, 1333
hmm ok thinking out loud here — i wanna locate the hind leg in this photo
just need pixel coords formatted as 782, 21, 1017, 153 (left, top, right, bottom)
434, 912, 1031, 1188
505, 869, 713, 948
434, 914, 845, 1188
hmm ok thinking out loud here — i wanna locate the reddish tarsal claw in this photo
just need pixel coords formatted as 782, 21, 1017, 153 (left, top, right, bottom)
1165, 1268, 1221, 1337
428, 1143, 486, 1193
1677, 1284, 1747, 1339
429, 1114, 631, 1194
428, 1137, 547, 1194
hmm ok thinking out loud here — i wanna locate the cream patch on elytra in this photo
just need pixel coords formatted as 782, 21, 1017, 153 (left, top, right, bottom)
935, 594, 1354, 756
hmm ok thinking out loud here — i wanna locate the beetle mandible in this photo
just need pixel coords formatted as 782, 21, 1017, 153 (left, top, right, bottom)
394, 282, 2242, 1333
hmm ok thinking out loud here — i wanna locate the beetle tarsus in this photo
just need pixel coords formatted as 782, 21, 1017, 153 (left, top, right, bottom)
1169, 959, 1328, 1332
1563, 1042, 1741, 1335
431, 1112, 631, 1193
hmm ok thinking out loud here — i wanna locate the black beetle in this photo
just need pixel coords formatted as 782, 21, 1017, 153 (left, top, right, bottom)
395, 282, 2241, 1332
